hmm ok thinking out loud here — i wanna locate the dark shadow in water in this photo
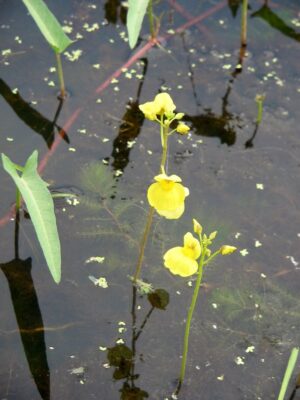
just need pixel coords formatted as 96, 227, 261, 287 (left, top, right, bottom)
251, 4, 300, 42
111, 59, 148, 172
182, 45, 247, 146
288, 373, 300, 400
245, 122, 259, 148
104, 0, 127, 25
0, 78, 69, 149
107, 286, 169, 399
0, 213, 50, 400
227, 0, 242, 18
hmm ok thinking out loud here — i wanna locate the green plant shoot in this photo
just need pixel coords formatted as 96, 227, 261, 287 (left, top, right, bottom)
278, 347, 299, 400
163, 219, 237, 392
1, 151, 61, 284
127, 0, 150, 49
22, 0, 73, 98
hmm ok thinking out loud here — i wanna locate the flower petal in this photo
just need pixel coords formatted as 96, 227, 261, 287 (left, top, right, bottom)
156, 204, 185, 219
154, 93, 176, 115
147, 182, 187, 212
164, 247, 198, 277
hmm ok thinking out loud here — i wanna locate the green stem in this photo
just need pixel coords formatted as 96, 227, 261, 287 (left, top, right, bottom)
241, 0, 248, 47
15, 188, 21, 213
203, 250, 221, 267
55, 52, 66, 99
133, 207, 155, 282
147, 0, 155, 39
160, 124, 168, 173
178, 244, 207, 386
255, 95, 265, 124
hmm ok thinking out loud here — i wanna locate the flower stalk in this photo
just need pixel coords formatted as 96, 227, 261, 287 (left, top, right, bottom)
178, 239, 207, 388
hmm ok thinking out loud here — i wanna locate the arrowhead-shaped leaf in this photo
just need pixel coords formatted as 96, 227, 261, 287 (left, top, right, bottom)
22, 0, 73, 53
1, 151, 61, 283
127, 0, 150, 49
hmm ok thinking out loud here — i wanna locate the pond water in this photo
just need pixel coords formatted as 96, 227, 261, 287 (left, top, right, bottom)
1, 0, 300, 399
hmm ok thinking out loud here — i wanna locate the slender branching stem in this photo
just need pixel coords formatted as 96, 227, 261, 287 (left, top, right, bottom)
241, 0, 248, 47
178, 242, 207, 388
133, 206, 155, 282
55, 52, 66, 99
147, 0, 155, 39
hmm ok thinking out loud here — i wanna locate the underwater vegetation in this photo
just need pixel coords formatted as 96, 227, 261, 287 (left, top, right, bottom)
1, 0, 300, 399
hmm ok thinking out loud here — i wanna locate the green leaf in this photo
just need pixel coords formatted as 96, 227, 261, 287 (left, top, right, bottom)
278, 347, 299, 400
127, 0, 150, 49
22, 0, 73, 53
1, 151, 61, 283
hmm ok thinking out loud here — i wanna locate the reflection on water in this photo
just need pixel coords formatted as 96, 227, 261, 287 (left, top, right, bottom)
252, 4, 300, 42
0, 78, 69, 149
104, 0, 127, 25
107, 286, 169, 399
0, 257, 50, 400
111, 59, 148, 172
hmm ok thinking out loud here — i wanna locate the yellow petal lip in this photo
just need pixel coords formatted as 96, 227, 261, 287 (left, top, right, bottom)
154, 173, 182, 183
156, 204, 185, 219
139, 102, 157, 120
154, 93, 176, 115
164, 247, 198, 277
183, 232, 201, 259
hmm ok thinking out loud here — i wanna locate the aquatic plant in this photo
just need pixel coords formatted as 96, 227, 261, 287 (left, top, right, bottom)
22, 0, 73, 98
241, 0, 248, 47
164, 219, 236, 392
127, 0, 158, 48
133, 92, 190, 281
1, 151, 61, 283
278, 347, 299, 400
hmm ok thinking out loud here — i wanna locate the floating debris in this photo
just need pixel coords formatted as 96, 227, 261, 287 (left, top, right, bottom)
85, 256, 105, 264
88, 276, 108, 288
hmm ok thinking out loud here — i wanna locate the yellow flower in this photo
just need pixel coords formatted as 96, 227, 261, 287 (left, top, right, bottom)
164, 232, 201, 277
139, 93, 176, 120
220, 245, 237, 255
176, 122, 190, 134
139, 101, 158, 120
153, 93, 176, 116
147, 173, 189, 219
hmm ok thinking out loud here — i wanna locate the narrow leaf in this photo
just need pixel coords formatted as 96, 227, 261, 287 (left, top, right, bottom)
278, 347, 299, 400
2, 151, 61, 283
22, 0, 73, 53
127, 0, 150, 49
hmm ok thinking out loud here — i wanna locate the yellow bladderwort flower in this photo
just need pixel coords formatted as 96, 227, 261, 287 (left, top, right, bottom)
147, 173, 189, 219
176, 122, 190, 134
139, 92, 176, 120
164, 232, 201, 277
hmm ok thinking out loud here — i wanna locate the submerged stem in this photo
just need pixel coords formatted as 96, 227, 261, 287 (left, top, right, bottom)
133, 207, 155, 282
147, 0, 155, 39
241, 0, 248, 47
55, 52, 66, 99
178, 244, 206, 388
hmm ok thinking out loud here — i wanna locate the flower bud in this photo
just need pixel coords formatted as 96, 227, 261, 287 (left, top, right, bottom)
193, 218, 202, 234
209, 231, 218, 240
176, 122, 190, 134
220, 245, 237, 255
